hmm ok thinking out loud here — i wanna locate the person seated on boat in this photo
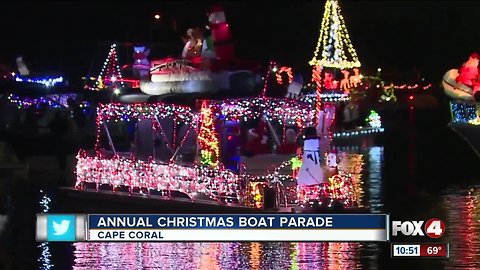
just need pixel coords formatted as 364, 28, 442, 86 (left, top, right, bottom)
181, 28, 204, 63
277, 128, 297, 155
244, 117, 269, 156
456, 52, 480, 93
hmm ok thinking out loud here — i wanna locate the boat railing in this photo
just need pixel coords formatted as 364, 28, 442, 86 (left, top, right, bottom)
75, 150, 244, 206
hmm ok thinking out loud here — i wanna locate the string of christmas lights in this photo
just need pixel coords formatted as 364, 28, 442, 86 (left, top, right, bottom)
275, 66, 293, 85
198, 101, 220, 167
366, 110, 381, 128
332, 127, 384, 138
393, 83, 432, 90
244, 159, 359, 208
309, 93, 349, 103
94, 43, 125, 90
96, 102, 196, 125
15, 75, 64, 88
450, 101, 477, 123
205, 97, 315, 126
262, 61, 276, 96
75, 150, 242, 202
7, 93, 89, 109
309, 0, 361, 69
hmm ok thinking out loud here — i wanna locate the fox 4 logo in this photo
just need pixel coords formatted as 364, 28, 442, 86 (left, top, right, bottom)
392, 218, 445, 238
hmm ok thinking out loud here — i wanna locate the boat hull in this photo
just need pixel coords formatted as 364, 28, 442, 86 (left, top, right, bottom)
140, 79, 219, 96
58, 187, 368, 214
449, 122, 480, 157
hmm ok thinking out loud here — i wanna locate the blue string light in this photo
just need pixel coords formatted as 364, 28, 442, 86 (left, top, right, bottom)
15, 76, 64, 87
450, 102, 477, 123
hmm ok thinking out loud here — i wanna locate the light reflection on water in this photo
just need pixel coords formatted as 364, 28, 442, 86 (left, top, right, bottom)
72, 242, 368, 270
38, 190, 53, 270
34, 146, 480, 269
444, 187, 480, 270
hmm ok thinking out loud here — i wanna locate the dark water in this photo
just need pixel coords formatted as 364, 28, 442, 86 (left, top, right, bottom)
2, 107, 480, 270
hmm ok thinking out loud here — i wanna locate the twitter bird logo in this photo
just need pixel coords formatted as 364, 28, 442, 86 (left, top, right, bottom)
47, 215, 76, 241
52, 220, 70, 235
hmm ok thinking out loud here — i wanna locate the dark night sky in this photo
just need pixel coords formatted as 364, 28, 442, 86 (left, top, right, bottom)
1, 1, 479, 84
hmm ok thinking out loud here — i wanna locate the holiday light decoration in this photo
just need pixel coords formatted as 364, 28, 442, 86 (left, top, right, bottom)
96, 102, 195, 125
262, 61, 276, 96
94, 43, 125, 90
205, 97, 316, 126
332, 127, 384, 138
290, 156, 302, 171
276, 66, 293, 85
247, 181, 266, 209
450, 102, 478, 124
295, 171, 357, 207
299, 92, 350, 104
393, 83, 432, 90
310, 65, 323, 125
80, 101, 244, 203
75, 150, 242, 203
311, 66, 323, 88
248, 159, 359, 207
379, 83, 397, 102
366, 110, 381, 128
15, 75, 64, 87
309, 0, 361, 69
198, 101, 220, 167
7, 93, 89, 109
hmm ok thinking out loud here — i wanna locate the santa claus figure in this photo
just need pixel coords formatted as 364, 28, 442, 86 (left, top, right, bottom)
456, 52, 480, 92
207, 5, 235, 64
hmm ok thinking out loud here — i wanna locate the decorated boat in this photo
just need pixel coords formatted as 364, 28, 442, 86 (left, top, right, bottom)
68, 98, 365, 213
139, 5, 260, 97
442, 53, 480, 157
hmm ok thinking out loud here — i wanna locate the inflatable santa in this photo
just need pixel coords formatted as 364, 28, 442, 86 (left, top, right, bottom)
207, 5, 235, 64
456, 52, 480, 94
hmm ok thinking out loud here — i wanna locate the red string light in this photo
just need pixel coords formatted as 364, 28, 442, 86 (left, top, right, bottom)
312, 65, 323, 125
262, 61, 275, 97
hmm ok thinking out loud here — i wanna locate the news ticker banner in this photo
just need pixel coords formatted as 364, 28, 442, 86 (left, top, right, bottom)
391, 243, 449, 258
36, 214, 389, 242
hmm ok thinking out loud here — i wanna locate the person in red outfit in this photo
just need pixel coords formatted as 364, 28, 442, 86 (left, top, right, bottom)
244, 117, 270, 156
456, 52, 480, 92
